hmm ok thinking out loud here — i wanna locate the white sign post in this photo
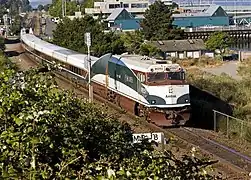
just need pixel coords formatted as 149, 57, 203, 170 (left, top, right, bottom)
132, 132, 165, 151
3, 14, 8, 38
85, 32, 93, 103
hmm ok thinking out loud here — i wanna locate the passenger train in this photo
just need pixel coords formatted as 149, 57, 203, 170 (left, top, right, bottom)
20, 29, 191, 127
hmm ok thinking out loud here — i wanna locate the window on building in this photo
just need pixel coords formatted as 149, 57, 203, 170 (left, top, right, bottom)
131, 3, 148, 8
115, 4, 120, 8
109, 4, 115, 8
131, 3, 137, 8
109, 4, 120, 8
142, 3, 148, 8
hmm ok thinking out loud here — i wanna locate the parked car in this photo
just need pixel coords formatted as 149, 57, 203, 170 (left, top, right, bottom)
54, 17, 60, 24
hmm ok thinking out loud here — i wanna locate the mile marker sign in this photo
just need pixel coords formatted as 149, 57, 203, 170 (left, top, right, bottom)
132, 132, 165, 144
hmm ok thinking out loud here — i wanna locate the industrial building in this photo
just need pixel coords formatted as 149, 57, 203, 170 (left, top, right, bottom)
172, 5, 229, 28
105, 8, 141, 31
85, 0, 173, 18
174, 0, 251, 16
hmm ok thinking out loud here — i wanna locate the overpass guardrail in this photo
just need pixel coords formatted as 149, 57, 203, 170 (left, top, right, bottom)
185, 26, 251, 32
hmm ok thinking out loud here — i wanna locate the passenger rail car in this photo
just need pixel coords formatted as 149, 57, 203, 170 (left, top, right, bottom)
20, 29, 191, 127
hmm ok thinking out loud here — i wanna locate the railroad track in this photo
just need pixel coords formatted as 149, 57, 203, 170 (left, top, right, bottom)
169, 127, 251, 172
17, 45, 250, 178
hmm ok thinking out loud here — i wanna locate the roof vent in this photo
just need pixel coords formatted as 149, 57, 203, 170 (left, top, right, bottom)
158, 41, 164, 45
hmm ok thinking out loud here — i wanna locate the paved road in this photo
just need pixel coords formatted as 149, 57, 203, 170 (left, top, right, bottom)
202, 61, 241, 80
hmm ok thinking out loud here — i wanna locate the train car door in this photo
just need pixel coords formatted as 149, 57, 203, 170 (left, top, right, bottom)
107, 60, 119, 92
115, 62, 123, 92
136, 73, 142, 102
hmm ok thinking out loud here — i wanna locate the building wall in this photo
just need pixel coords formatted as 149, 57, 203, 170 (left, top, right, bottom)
113, 19, 141, 30
165, 50, 204, 59
173, 16, 229, 28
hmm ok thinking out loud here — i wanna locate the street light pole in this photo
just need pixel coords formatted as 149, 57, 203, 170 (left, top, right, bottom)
85, 32, 93, 103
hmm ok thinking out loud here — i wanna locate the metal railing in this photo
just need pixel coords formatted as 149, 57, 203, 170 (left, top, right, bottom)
213, 110, 251, 142
185, 26, 251, 32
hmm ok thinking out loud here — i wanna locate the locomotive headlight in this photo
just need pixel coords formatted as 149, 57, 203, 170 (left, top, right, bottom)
151, 100, 156, 104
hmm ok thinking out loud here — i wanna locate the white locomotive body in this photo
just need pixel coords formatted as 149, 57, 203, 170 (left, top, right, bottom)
20, 29, 190, 126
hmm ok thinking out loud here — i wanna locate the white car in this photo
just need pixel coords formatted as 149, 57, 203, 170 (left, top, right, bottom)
54, 17, 60, 24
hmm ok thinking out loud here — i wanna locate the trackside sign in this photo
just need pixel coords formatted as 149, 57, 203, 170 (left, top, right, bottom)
132, 132, 165, 144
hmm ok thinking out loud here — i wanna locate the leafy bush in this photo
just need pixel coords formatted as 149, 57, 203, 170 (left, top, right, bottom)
187, 67, 251, 120
177, 56, 222, 68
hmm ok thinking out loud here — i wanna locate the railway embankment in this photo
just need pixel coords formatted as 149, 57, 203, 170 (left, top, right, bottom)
5, 38, 251, 179
188, 85, 233, 129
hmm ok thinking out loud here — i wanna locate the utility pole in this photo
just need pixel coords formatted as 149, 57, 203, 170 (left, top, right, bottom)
85, 32, 93, 103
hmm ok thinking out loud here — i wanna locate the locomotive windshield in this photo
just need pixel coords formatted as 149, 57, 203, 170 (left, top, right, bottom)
147, 71, 185, 82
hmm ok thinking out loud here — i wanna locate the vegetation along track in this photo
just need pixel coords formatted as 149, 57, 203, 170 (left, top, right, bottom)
15, 42, 251, 178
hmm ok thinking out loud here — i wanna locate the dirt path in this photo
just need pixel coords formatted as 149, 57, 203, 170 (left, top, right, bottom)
202, 61, 241, 80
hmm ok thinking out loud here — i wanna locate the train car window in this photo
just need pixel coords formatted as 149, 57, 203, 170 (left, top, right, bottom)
140, 74, 146, 82
167, 72, 185, 80
137, 73, 146, 83
148, 72, 165, 82
147, 72, 185, 82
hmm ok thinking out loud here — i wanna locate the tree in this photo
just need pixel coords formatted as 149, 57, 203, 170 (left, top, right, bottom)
9, 14, 21, 35
0, 36, 5, 52
53, 16, 126, 57
140, 1, 184, 40
43, 4, 50, 12
205, 32, 233, 56
37, 4, 44, 11
120, 30, 144, 54
139, 43, 161, 57
0, 57, 220, 179
49, 0, 83, 17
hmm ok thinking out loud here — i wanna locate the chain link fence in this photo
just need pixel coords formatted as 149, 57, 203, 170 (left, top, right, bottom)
213, 110, 251, 142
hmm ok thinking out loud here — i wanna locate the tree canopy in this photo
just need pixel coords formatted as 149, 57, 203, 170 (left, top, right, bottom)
43, 4, 50, 12
49, 0, 84, 17
120, 30, 144, 54
0, 0, 32, 16
53, 16, 125, 57
0, 53, 221, 179
205, 32, 233, 55
37, 4, 44, 11
140, 1, 184, 40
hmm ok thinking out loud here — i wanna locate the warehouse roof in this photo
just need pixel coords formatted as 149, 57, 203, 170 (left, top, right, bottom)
106, 8, 134, 21
150, 39, 206, 52
172, 5, 226, 18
